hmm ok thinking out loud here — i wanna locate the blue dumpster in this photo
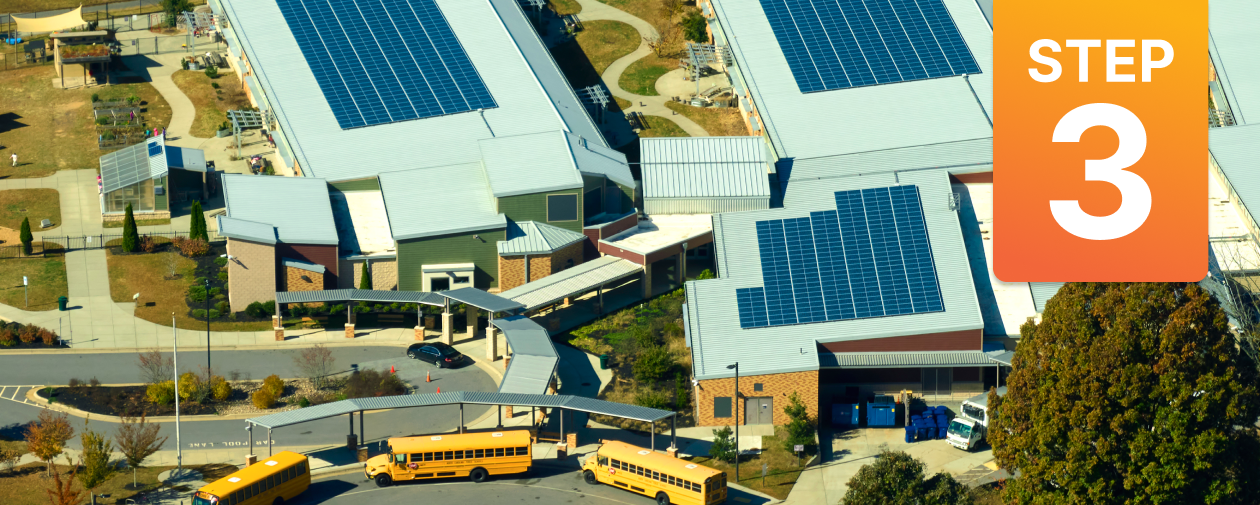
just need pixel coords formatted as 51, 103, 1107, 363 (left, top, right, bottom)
832, 403, 860, 427
866, 396, 897, 427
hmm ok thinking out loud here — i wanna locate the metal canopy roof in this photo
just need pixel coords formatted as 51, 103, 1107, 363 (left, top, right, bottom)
275, 289, 446, 306
217, 216, 278, 245
245, 391, 675, 429
443, 287, 524, 313
820, 350, 1004, 369
497, 221, 588, 256
499, 256, 642, 311
222, 174, 339, 245
1210, 0, 1260, 125
988, 351, 1015, 366
491, 315, 559, 395
641, 137, 771, 199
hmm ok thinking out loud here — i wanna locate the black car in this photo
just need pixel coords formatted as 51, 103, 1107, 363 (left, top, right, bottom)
406, 342, 466, 368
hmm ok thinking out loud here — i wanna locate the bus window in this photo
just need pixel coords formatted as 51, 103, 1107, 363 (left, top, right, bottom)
475, 449, 484, 458
394, 454, 406, 464
298, 462, 306, 474
597, 456, 608, 467
517, 446, 528, 455
668, 476, 675, 486
495, 448, 504, 457
651, 471, 659, 481
281, 470, 289, 483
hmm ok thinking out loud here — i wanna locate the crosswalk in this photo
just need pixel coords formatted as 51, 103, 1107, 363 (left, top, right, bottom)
0, 386, 45, 408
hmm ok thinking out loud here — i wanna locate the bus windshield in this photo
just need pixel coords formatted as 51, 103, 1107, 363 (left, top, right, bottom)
192, 495, 216, 505
948, 420, 972, 438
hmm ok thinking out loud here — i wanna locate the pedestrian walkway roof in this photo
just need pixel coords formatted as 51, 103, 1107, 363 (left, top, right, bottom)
443, 288, 524, 313
275, 289, 446, 306
498, 221, 588, 256
1210, 0, 1260, 125
492, 315, 559, 395
245, 391, 675, 429
500, 256, 642, 311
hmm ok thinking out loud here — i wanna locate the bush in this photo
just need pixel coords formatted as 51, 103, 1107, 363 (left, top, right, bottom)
245, 301, 268, 319
141, 236, 158, 253
39, 328, 56, 345
96, 116, 111, 125
89, 377, 100, 388
675, 373, 689, 409
18, 325, 37, 343
0, 327, 15, 346
344, 369, 407, 399
218, 271, 229, 281
263, 300, 276, 315
696, 269, 716, 280
207, 309, 220, 319
146, 381, 176, 405
188, 285, 207, 303
127, 95, 141, 104
208, 287, 222, 297
262, 375, 284, 397
212, 378, 232, 402
91, 93, 100, 102
214, 256, 228, 267
178, 372, 201, 401
204, 65, 218, 78
192, 309, 207, 319
328, 304, 345, 315
171, 237, 210, 257
68, 378, 82, 388
251, 388, 276, 409
633, 388, 670, 409
298, 397, 310, 408
210, 82, 220, 89
783, 392, 817, 454
633, 345, 674, 383
290, 305, 307, 317
709, 426, 737, 463
215, 301, 230, 314
181, 59, 189, 70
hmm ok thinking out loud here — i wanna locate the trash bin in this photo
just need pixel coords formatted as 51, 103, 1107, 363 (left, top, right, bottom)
58, 296, 68, 311
599, 354, 609, 370
903, 425, 915, 443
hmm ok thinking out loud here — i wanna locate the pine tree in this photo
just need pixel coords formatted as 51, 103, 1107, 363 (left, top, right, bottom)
359, 262, 372, 290
189, 200, 208, 242
121, 203, 139, 253
19, 217, 32, 255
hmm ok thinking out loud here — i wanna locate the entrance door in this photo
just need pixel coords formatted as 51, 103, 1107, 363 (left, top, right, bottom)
921, 369, 953, 398
745, 397, 774, 425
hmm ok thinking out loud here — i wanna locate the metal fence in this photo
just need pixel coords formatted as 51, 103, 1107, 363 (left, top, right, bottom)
0, 230, 224, 258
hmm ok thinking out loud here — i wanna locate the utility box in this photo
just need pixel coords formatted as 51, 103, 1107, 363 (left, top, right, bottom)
866, 395, 897, 427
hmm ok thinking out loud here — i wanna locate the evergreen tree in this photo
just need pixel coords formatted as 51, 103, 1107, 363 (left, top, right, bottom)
19, 217, 32, 255
188, 200, 208, 242
359, 262, 372, 290
841, 449, 971, 505
708, 426, 736, 463
121, 203, 139, 253
782, 392, 816, 454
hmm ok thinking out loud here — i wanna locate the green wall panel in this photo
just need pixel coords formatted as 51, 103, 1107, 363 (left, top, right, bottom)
397, 228, 506, 291
496, 188, 583, 232
328, 178, 380, 192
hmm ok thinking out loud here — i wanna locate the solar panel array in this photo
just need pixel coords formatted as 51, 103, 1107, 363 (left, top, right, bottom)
147, 141, 163, 157
276, 0, 498, 130
736, 185, 943, 329
757, 0, 982, 93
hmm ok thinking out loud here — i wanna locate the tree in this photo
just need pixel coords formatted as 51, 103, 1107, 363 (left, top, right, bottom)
115, 414, 167, 488
136, 348, 173, 385
161, 0, 193, 23
681, 12, 708, 43
781, 392, 815, 454
644, 20, 682, 58
78, 418, 114, 493
841, 448, 970, 505
673, 372, 689, 410
359, 263, 372, 290
293, 344, 336, 389
188, 200, 208, 242
632, 345, 674, 383
708, 426, 736, 463
989, 282, 1260, 505
45, 461, 84, 505
121, 203, 139, 253
1205, 240, 1260, 368
19, 217, 32, 255
25, 409, 75, 476
0, 447, 21, 473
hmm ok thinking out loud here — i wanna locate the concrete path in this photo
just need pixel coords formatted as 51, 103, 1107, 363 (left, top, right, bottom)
0, 169, 103, 238
572, 0, 709, 137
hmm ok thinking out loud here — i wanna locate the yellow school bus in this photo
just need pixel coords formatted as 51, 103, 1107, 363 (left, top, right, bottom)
365, 429, 532, 487
193, 451, 310, 505
582, 440, 727, 505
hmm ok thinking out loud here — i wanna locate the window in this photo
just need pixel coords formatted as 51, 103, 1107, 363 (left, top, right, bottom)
547, 193, 579, 222
234, 492, 243, 504
281, 470, 289, 483
394, 454, 406, 464
611, 459, 621, 469
669, 476, 676, 486
518, 446, 528, 455
754, 383, 764, 392
495, 448, 504, 457
598, 456, 608, 467
444, 451, 453, 460
584, 187, 603, 218
475, 449, 485, 458
714, 397, 733, 418
268, 475, 275, 488
250, 483, 258, 497
297, 462, 306, 474
453, 450, 464, 460
651, 471, 659, 480
424, 452, 434, 461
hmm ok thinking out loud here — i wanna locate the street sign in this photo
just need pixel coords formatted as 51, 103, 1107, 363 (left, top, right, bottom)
794, 445, 804, 452
23, 276, 28, 286
761, 463, 768, 486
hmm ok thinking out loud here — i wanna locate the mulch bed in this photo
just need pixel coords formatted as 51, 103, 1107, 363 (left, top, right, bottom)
42, 385, 223, 417
0, 322, 70, 350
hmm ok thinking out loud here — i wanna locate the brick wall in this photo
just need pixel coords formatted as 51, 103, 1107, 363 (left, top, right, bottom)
227, 238, 276, 309
283, 266, 323, 292
549, 242, 584, 274
694, 370, 818, 426
496, 241, 586, 291
343, 258, 398, 290
102, 210, 171, 223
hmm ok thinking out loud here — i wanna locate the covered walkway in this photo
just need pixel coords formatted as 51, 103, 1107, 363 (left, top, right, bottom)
499, 256, 643, 312
492, 316, 559, 395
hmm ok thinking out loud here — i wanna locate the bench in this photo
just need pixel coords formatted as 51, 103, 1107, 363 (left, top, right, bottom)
40, 219, 52, 228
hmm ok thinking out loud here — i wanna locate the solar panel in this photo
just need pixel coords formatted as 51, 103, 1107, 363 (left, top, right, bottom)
736, 184, 943, 329
276, 0, 498, 130
147, 141, 163, 157
757, 0, 982, 93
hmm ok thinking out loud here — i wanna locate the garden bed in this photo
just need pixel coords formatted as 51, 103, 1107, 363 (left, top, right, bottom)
0, 321, 68, 349
37, 377, 319, 418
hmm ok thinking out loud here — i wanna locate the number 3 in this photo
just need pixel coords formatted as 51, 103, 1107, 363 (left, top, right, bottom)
1049, 103, 1151, 240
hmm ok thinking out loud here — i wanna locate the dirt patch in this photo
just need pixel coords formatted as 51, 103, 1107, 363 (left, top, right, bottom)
0, 227, 18, 246
56, 100, 85, 112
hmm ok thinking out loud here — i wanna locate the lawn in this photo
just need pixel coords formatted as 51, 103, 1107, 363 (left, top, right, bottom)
171, 69, 249, 139
637, 115, 690, 138
106, 249, 275, 331
550, 20, 640, 88
0, 255, 68, 310
547, 0, 582, 16
0, 66, 173, 179
686, 427, 807, 500
665, 102, 749, 137
620, 53, 675, 96
598, 0, 670, 28
0, 189, 61, 233
0, 461, 234, 505
103, 217, 171, 228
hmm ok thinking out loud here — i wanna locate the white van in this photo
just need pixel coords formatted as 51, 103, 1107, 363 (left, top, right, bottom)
946, 386, 1005, 451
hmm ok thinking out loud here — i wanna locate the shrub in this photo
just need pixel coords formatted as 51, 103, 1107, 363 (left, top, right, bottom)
328, 304, 345, 315
91, 93, 100, 102
633, 345, 674, 383
39, 328, 56, 346
208, 287, 222, 297
214, 256, 228, 267
68, 378, 82, 388
251, 388, 276, 409
121, 203, 139, 252
181, 59, 189, 70
188, 285, 207, 303
633, 388, 670, 409
171, 237, 210, 257
207, 309, 220, 319
19, 325, 38, 343
218, 271, 229, 281
263, 300, 276, 315
88, 377, 100, 388
140, 236, 158, 253
192, 309, 207, 319
245, 301, 268, 319
20, 218, 32, 255
298, 397, 310, 408
215, 301, 230, 314
262, 375, 285, 398
210, 82, 220, 89
709, 426, 737, 463
211, 379, 232, 402
0, 327, 15, 346
204, 65, 218, 79
95, 116, 111, 125
783, 392, 817, 454
674, 373, 689, 409
344, 369, 407, 399
290, 305, 307, 317
178, 372, 201, 401
146, 381, 176, 405
696, 269, 716, 280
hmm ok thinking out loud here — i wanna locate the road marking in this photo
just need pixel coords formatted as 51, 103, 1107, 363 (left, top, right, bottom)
0, 386, 43, 407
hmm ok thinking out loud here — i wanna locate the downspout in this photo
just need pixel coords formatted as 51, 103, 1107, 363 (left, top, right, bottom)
523, 254, 529, 284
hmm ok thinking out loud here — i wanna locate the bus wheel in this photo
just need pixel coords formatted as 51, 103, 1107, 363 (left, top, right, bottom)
655, 492, 671, 505
583, 470, 597, 485
273, 498, 284, 505
374, 474, 393, 488
469, 468, 488, 483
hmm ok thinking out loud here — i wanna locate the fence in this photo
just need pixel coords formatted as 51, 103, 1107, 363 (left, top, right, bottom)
0, 230, 224, 258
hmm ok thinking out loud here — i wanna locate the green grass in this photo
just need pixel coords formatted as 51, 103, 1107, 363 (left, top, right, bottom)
0, 255, 67, 310
637, 116, 690, 138
103, 218, 171, 228
107, 250, 276, 331
547, 0, 582, 16
171, 70, 250, 139
620, 53, 675, 96
686, 427, 807, 500
550, 20, 640, 88
0, 189, 61, 233
665, 102, 748, 137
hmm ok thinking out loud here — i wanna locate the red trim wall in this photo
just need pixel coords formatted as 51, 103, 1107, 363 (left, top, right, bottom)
275, 244, 339, 289
583, 213, 639, 261
598, 244, 645, 265
820, 328, 983, 352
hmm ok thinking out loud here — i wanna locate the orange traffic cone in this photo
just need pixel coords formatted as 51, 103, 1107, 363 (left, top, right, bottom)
436, 387, 441, 394
390, 365, 396, 374
426, 371, 431, 383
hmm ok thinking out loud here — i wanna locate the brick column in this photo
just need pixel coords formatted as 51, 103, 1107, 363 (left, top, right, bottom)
505, 406, 514, 418
441, 311, 453, 345
466, 306, 478, 339
273, 327, 284, 341
272, 315, 280, 327
666, 447, 679, 458
344, 323, 355, 338
245, 454, 257, 467
486, 325, 498, 361
413, 326, 424, 340
504, 355, 511, 371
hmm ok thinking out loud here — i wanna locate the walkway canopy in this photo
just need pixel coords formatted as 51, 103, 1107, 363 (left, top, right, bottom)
499, 256, 641, 311
11, 7, 87, 33
492, 316, 559, 395
244, 391, 675, 429
987, 351, 1015, 366
443, 287, 524, 313
276, 289, 446, 306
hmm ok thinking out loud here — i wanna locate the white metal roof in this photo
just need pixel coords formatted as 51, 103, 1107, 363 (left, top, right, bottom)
497, 221, 587, 255
379, 164, 506, 241
1211, 124, 1260, 224
217, 215, 277, 245
479, 131, 584, 197
1210, 0, 1260, 125
330, 190, 395, 257
641, 137, 771, 199
686, 169, 983, 380
602, 214, 713, 256
491, 315, 559, 394
953, 182, 1038, 336
221, 174, 339, 245
216, 0, 606, 183
499, 255, 642, 310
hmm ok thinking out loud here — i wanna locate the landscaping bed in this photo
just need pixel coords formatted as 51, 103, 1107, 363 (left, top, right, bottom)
38, 377, 322, 417
0, 321, 67, 349
106, 248, 278, 331
0, 461, 231, 505
103, 217, 170, 228
665, 101, 748, 136
170, 69, 248, 138
686, 427, 810, 500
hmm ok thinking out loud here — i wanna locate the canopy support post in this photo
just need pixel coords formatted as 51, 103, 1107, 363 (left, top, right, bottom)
267, 428, 273, 457
460, 403, 465, 434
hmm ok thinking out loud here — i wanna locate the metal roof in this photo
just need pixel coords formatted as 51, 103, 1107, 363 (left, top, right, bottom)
686, 170, 983, 380
1210, 0, 1260, 125
965, 386, 1006, 408
379, 164, 506, 241
820, 350, 1007, 369
217, 216, 277, 245
499, 256, 642, 310
215, 0, 605, 183
566, 131, 636, 189
165, 145, 207, 172
275, 289, 446, 306
1211, 124, 1260, 221
221, 174, 339, 245
491, 315, 559, 394
443, 287, 524, 313
641, 137, 771, 199
780, 138, 993, 184
282, 257, 325, 274
479, 131, 585, 197
497, 221, 587, 255
710, 0, 992, 164
100, 136, 167, 194
988, 351, 1014, 366
245, 391, 675, 429
1029, 282, 1065, 313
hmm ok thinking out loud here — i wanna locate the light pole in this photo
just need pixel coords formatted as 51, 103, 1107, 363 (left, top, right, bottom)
726, 362, 739, 484
172, 314, 181, 472
205, 278, 211, 374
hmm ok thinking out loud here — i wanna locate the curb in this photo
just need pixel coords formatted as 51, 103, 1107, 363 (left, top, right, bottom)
0, 339, 415, 355
310, 456, 580, 479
